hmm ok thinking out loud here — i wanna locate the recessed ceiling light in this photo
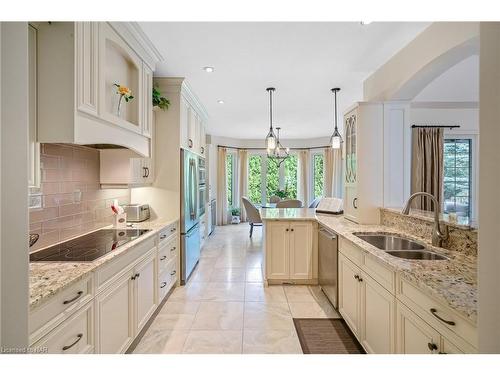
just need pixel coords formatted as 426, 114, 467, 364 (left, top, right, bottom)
217, 100, 225, 104
202, 66, 215, 73
360, 21, 373, 25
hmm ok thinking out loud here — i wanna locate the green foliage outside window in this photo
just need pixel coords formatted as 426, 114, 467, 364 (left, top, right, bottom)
444, 139, 471, 216
248, 155, 262, 204
313, 154, 324, 199
284, 155, 298, 199
266, 158, 280, 202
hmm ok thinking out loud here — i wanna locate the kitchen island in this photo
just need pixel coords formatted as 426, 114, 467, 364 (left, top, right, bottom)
261, 207, 478, 353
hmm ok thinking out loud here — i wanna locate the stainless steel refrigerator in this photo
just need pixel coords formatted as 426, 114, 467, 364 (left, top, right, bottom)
180, 149, 201, 284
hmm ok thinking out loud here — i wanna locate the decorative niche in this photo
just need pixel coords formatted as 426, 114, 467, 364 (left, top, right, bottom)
100, 23, 142, 133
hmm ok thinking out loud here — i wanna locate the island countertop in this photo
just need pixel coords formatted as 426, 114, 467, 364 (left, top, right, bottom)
260, 207, 477, 324
260, 207, 318, 221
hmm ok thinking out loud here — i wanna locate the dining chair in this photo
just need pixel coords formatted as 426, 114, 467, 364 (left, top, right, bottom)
276, 199, 303, 208
241, 196, 263, 238
269, 195, 281, 204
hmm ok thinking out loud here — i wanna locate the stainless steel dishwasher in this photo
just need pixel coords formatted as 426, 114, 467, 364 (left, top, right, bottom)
318, 226, 339, 308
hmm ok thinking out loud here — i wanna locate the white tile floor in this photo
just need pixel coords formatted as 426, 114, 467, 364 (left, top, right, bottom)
133, 223, 340, 354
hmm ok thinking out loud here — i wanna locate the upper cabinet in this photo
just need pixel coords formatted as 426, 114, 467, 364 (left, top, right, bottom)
36, 22, 161, 157
343, 102, 384, 224
155, 78, 208, 157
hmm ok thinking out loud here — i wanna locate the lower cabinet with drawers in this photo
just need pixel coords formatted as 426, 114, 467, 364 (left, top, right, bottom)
29, 221, 179, 354
337, 236, 477, 354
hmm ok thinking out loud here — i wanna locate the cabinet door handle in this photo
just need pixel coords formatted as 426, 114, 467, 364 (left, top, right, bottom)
201, 147, 204, 154
290, 228, 294, 232
145, 167, 150, 178
160, 282, 167, 288
188, 139, 193, 148
160, 255, 167, 261
358, 277, 363, 282
131, 273, 140, 280
63, 291, 83, 305
170, 270, 177, 276
160, 234, 167, 240
353, 198, 358, 209
62, 333, 83, 351
171, 246, 176, 252
142, 167, 148, 178
430, 308, 456, 326
170, 227, 176, 233
428, 342, 438, 352
286, 228, 289, 232
354, 274, 359, 280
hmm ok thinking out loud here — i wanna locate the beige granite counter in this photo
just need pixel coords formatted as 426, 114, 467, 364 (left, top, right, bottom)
261, 207, 477, 324
260, 208, 318, 221
316, 214, 477, 324
29, 217, 179, 311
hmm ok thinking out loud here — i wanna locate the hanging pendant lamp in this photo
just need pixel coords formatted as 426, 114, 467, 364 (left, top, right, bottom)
265, 87, 277, 155
330, 88, 342, 149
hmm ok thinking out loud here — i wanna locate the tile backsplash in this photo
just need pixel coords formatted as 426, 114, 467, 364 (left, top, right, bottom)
29, 144, 130, 252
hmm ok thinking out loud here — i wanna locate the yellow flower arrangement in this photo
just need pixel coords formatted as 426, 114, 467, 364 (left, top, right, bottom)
114, 83, 134, 102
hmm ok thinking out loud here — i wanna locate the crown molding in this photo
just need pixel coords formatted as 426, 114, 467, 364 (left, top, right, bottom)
108, 22, 163, 71
410, 101, 479, 109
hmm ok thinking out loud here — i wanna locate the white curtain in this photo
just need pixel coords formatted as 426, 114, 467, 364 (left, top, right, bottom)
216, 147, 228, 225
298, 150, 310, 206
238, 149, 248, 222
324, 147, 343, 198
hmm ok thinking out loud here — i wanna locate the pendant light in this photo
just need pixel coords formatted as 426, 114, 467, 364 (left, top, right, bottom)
265, 87, 277, 155
330, 88, 342, 149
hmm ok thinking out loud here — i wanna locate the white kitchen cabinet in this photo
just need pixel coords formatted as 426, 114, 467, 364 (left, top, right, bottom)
342, 103, 383, 224
33, 301, 94, 354
37, 22, 157, 157
96, 271, 134, 354
142, 63, 153, 138
28, 24, 40, 188
199, 119, 207, 155
289, 222, 313, 279
338, 253, 362, 338
188, 107, 197, 151
134, 252, 157, 333
396, 301, 441, 354
361, 273, 395, 354
265, 221, 315, 281
100, 148, 153, 187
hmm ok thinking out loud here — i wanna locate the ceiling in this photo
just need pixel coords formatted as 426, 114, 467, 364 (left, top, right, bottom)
140, 22, 429, 139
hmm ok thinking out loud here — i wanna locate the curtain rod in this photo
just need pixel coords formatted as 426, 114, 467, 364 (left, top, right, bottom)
216, 144, 331, 151
411, 124, 460, 129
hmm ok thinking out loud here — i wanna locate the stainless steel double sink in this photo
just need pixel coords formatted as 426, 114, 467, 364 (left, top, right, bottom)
354, 233, 448, 261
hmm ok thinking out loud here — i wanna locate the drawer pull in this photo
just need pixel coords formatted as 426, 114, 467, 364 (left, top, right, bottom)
354, 274, 359, 280
171, 246, 176, 252
427, 342, 438, 352
63, 291, 83, 305
430, 308, 456, 326
160, 255, 167, 261
170, 270, 176, 276
160, 282, 167, 288
170, 227, 176, 233
62, 333, 83, 351
131, 273, 140, 280
160, 234, 167, 240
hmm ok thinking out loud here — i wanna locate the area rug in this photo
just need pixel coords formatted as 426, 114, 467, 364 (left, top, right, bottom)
293, 318, 365, 354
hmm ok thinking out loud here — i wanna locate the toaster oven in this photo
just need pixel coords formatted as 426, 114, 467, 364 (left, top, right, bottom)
123, 204, 150, 222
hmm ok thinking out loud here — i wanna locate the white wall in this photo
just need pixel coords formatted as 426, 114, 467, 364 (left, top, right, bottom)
410, 107, 479, 134
0, 22, 29, 349
478, 22, 500, 354
364, 22, 479, 101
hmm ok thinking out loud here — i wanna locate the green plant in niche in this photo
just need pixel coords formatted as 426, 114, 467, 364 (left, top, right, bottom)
230, 207, 241, 216
152, 86, 170, 110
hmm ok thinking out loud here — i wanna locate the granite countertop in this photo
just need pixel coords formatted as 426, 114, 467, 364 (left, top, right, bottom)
315, 214, 477, 324
260, 208, 477, 324
29, 217, 179, 311
382, 207, 478, 230
260, 208, 318, 221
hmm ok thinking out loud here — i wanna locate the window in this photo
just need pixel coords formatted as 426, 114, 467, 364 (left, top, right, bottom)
284, 155, 298, 199
248, 155, 263, 204
443, 139, 472, 217
266, 158, 280, 201
312, 153, 324, 199
226, 153, 234, 207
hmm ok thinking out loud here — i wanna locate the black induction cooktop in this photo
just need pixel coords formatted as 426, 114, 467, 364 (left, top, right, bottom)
30, 229, 151, 262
